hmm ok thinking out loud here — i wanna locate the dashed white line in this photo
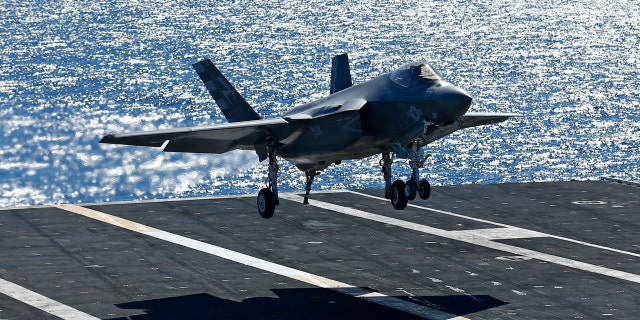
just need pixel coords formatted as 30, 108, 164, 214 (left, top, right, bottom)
280, 193, 640, 284
347, 190, 640, 258
0, 277, 100, 320
445, 227, 547, 240
56, 204, 467, 320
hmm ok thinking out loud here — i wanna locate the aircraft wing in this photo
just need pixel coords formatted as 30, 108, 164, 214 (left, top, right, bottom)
460, 112, 522, 129
100, 118, 290, 157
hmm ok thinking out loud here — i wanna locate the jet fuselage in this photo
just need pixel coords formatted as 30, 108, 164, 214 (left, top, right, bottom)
278, 64, 472, 172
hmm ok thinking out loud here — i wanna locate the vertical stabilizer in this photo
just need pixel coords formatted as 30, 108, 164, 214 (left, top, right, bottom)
330, 54, 353, 94
193, 59, 261, 122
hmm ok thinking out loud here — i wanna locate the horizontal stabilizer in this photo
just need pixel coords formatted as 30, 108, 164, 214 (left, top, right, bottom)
460, 112, 522, 129
330, 54, 353, 94
193, 59, 261, 122
100, 118, 289, 157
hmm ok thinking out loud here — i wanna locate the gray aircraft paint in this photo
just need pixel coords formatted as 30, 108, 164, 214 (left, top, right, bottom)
101, 54, 518, 216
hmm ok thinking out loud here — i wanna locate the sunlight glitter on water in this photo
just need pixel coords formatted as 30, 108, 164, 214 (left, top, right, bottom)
1, 0, 638, 206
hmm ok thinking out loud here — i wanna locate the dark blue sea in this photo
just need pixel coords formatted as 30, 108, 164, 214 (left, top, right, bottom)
1, 0, 639, 207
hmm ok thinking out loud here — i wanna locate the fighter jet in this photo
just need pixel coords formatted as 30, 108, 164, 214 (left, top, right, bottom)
101, 54, 518, 218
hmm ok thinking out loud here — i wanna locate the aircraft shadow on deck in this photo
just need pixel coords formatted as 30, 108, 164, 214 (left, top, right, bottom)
105, 288, 506, 320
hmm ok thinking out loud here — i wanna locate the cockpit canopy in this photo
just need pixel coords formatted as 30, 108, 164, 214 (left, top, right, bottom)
390, 62, 442, 88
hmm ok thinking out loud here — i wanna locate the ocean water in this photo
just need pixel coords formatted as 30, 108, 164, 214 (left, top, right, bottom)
1, 0, 638, 207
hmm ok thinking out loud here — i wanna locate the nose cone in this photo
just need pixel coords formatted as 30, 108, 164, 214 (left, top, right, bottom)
439, 85, 473, 117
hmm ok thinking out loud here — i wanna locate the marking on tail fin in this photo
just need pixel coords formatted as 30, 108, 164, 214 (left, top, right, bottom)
193, 59, 261, 122
203, 80, 217, 92
216, 75, 235, 111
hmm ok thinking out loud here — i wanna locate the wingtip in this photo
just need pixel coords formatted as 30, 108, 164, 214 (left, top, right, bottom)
99, 134, 116, 144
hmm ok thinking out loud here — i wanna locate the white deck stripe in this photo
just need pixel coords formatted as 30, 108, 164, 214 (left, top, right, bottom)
348, 191, 640, 258
55, 205, 467, 320
0, 277, 100, 320
445, 227, 547, 240
280, 194, 640, 284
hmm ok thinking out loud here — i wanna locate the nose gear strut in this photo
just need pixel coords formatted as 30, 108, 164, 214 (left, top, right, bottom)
380, 141, 432, 210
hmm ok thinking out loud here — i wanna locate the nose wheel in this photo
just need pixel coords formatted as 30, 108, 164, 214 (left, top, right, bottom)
380, 142, 432, 210
390, 180, 408, 210
418, 179, 431, 200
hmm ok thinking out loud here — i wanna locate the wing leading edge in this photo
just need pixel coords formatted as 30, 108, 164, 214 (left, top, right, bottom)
100, 118, 289, 158
460, 112, 522, 129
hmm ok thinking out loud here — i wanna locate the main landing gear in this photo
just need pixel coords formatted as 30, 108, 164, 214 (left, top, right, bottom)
257, 148, 279, 219
380, 142, 431, 210
256, 144, 322, 219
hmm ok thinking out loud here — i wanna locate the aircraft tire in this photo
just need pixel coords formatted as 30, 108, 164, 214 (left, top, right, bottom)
257, 188, 275, 219
406, 179, 418, 200
418, 179, 431, 200
390, 180, 408, 210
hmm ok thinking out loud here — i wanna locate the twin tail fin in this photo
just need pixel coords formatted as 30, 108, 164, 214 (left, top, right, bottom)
195, 54, 354, 121
192, 59, 261, 123
330, 53, 353, 94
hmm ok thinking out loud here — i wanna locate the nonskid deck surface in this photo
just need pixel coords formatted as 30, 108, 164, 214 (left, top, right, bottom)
0, 180, 638, 319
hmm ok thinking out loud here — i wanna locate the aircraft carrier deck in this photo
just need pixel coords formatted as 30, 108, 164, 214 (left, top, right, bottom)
1, 179, 638, 319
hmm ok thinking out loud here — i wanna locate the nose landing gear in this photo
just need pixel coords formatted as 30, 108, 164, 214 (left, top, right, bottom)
380, 142, 432, 210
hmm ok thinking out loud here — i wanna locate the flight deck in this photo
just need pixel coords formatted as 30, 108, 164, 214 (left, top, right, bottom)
0, 180, 638, 319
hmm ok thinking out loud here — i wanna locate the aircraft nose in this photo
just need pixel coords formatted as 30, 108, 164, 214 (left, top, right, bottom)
439, 85, 473, 116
